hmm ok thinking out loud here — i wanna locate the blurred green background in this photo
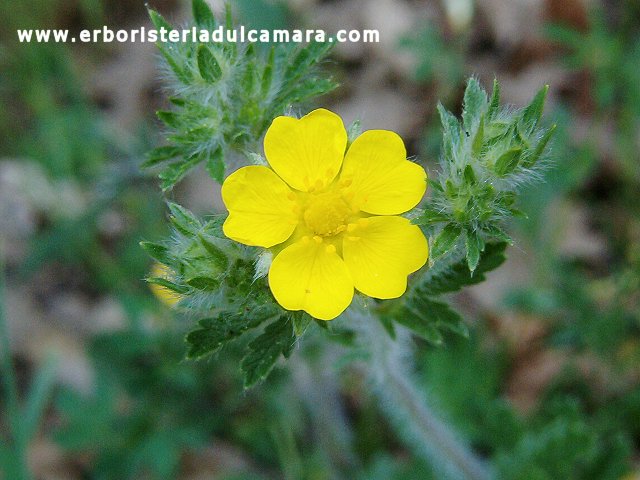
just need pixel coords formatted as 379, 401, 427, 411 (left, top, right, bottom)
1, 0, 639, 478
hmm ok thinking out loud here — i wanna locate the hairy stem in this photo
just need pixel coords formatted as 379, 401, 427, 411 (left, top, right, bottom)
349, 305, 492, 480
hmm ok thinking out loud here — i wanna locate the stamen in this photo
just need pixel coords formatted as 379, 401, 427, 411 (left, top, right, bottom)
313, 236, 323, 244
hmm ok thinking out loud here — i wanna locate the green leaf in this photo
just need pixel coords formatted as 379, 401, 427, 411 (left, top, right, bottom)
472, 115, 485, 156
437, 103, 459, 140
291, 311, 312, 336
148, 8, 173, 32
192, 0, 216, 28
197, 45, 222, 83
198, 234, 229, 271
396, 309, 444, 345
168, 202, 201, 236
241, 316, 295, 387
205, 146, 225, 183
159, 155, 203, 191
494, 147, 523, 176
482, 225, 513, 245
521, 84, 549, 127
431, 223, 462, 258
462, 77, 487, 130
186, 307, 275, 359
142, 145, 181, 168
464, 164, 477, 184
186, 276, 220, 291
522, 124, 556, 168
156, 110, 179, 128
421, 242, 508, 295
465, 230, 484, 274
140, 241, 172, 265
146, 276, 189, 294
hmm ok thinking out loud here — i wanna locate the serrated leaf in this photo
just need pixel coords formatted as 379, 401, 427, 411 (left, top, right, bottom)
159, 155, 203, 191
462, 78, 487, 131
411, 297, 468, 339
186, 308, 275, 359
395, 304, 444, 345
431, 223, 462, 258
197, 45, 222, 83
140, 241, 172, 265
205, 147, 225, 183
198, 234, 229, 270
168, 202, 201, 236
421, 242, 508, 295
241, 316, 295, 387
192, 0, 216, 28
494, 147, 523, 176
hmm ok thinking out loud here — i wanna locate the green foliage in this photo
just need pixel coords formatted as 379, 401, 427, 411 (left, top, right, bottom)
416, 78, 555, 273
381, 243, 507, 345
144, 1, 338, 191
240, 316, 296, 387
144, 202, 310, 387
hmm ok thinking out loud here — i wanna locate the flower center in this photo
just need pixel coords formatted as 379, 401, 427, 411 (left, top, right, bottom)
303, 191, 351, 236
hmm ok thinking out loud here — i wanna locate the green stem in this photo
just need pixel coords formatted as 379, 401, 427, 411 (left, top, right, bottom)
0, 247, 32, 480
349, 306, 491, 480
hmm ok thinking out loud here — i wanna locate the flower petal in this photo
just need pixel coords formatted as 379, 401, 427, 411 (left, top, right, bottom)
343, 216, 428, 299
264, 109, 347, 192
222, 166, 298, 248
269, 238, 353, 320
340, 130, 427, 215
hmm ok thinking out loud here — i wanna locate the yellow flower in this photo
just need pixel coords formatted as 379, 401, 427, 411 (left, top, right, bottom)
149, 263, 182, 307
221, 109, 429, 320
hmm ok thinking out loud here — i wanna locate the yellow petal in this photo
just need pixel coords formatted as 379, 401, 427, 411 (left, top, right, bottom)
269, 238, 354, 320
264, 109, 347, 192
222, 166, 298, 248
340, 130, 427, 215
343, 216, 428, 299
